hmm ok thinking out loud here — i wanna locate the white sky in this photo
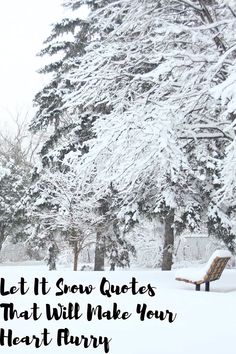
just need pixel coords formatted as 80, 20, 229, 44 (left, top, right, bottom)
0, 0, 64, 130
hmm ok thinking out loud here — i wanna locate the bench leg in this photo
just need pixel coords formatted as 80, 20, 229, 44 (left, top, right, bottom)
205, 282, 210, 292
196, 284, 200, 291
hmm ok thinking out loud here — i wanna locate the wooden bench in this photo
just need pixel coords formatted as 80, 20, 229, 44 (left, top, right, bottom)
175, 250, 231, 291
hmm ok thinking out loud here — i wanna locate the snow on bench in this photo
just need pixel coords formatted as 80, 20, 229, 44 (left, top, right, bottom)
175, 250, 231, 291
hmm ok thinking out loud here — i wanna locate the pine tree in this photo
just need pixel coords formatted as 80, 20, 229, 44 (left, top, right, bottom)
29, 1, 96, 268
30, 0, 97, 169
30, 0, 133, 270
0, 156, 31, 252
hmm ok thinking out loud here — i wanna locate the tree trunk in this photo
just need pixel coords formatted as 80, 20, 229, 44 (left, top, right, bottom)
73, 241, 79, 271
94, 230, 105, 271
48, 242, 59, 270
162, 209, 175, 271
0, 224, 6, 254
87, 248, 91, 263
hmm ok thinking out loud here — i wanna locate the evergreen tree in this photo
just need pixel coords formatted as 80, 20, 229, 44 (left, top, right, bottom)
0, 153, 31, 252
29, 1, 95, 268
30, 0, 97, 169
30, 0, 133, 270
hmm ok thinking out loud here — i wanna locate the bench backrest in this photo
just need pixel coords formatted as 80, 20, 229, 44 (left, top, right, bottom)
203, 256, 230, 282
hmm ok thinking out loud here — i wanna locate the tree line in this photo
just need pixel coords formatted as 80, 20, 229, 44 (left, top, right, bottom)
1, 0, 236, 270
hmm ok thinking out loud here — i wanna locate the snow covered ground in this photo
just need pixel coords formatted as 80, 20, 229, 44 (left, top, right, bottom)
0, 262, 235, 354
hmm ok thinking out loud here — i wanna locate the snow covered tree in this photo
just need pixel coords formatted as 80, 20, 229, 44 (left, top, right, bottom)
62, 0, 236, 269
28, 167, 96, 270
93, 185, 136, 271
30, 1, 94, 169
30, 0, 135, 270
29, 1, 95, 267
0, 117, 36, 253
207, 53, 236, 252
0, 163, 11, 249
29, 0, 236, 270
